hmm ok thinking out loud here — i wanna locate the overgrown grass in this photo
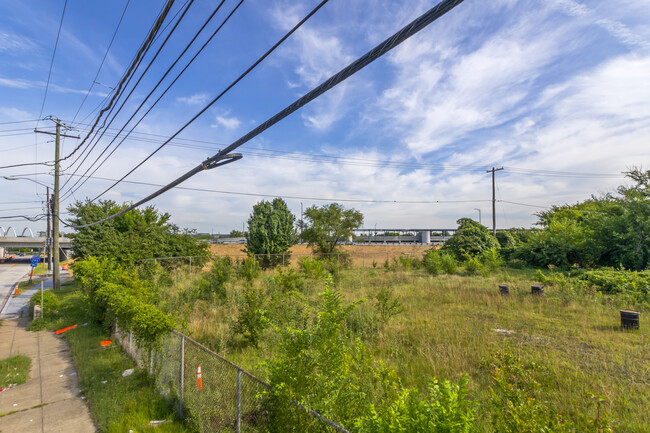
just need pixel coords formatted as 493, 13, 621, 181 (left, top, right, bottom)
152, 261, 650, 432
0, 355, 31, 388
28, 281, 189, 433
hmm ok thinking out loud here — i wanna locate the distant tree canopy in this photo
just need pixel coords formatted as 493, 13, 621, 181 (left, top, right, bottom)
245, 198, 297, 268
67, 200, 208, 265
443, 218, 499, 260
514, 169, 650, 270
301, 203, 363, 254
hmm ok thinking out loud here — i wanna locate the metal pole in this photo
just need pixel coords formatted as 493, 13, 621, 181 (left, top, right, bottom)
486, 167, 503, 236
236, 369, 242, 433
189, 256, 192, 273
179, 335, 185, 418
41, 281, 44, 317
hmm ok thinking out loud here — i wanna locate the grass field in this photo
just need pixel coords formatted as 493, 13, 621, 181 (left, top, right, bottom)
155, 261, 650, 432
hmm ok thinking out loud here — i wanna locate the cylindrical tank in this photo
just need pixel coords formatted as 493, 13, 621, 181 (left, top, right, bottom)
420, 230, 431, 244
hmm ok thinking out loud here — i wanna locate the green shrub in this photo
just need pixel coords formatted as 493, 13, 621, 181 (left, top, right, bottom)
487, 352, 573, 433
478, 249, 503, 272
464, 257, 484, 276
29, 290, 59, 312
270, 267, 305, 293
423, 250, 443, 276
298, 256, 326, 279
194, 257, 232, 298
374, 286, 402, 325
237, 256, 260, 282
355, 375, 477, 433
444, 218, 499, 259
441, 252, 458, 274
72, 257, 174, 344
233, 286, 267, 347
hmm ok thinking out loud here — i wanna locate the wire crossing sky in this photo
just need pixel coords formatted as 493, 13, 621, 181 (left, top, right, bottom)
0, 0, 648, 233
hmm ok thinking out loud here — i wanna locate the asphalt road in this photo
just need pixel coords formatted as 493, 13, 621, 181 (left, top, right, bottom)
0, 259, 31, 314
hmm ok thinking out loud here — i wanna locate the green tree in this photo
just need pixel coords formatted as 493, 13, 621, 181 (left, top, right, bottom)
443, 218, 499, 260
245, 198, 297, 268
67, 200, 207, 265
301, 203, 363, 254
514, 169, 650, 270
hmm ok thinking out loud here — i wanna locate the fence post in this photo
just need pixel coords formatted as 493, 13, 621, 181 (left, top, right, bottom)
129, 329, 132, 354
149, 346, 154, 375
362, 253, 365, 268
189, 256, 192, 273
282, 254, 285, 267
337, 254, 340, 265
179, 335, 185, 418
236, 370, 242, 433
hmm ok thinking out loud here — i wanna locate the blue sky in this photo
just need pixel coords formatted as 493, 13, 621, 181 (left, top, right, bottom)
0, 0, 648, 235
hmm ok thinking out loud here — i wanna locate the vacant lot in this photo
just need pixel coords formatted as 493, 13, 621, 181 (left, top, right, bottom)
155, 260, 650, 432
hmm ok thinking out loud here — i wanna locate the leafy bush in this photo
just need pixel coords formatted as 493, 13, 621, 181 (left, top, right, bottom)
237, 257, 260, 282
30, 290, 59, 312
444, 218, 499, 260
233, 286, 267, 347
478, 249, 503, 272
195, 257, 232, 298
270, 267, 305, 293
464, 257, 484, 276
374, 286, 402, 325
72, 257, 174, 344
423, 250, 443, 276
487, 352, 573, 433
355, 376, 477, 433
298, 256, 326, 279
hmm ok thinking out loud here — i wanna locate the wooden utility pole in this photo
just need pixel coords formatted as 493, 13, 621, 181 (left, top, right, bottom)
46, 186, 52, 275
52, 123, 60, 290
35, 118, 79, 290
486, 167, 503, 236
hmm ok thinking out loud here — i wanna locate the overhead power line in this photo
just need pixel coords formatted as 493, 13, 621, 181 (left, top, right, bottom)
36, 0, 68, 122
60, 172, 494, 205
55, 121, 627, 179
62, 0, 466, 229
60, 0, 195, 195
62, 0, 237, 201
71, 0, 132, 122
57, 0, 177, 165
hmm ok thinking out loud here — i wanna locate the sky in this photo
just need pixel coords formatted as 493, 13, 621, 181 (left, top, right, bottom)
0, 0, 648, 235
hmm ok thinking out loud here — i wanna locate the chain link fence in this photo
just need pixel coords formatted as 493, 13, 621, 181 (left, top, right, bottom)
115, 325, 349, 432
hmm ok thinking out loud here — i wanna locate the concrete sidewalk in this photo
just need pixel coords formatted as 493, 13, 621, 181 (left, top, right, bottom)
0, 275, 95, 432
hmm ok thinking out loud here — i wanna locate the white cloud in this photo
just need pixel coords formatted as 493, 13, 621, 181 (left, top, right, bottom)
0, 30, 37, 54
177, 93, 209, 106
211, 114, 241, 130
376, 6, 563, 155
270, 3, 356, 130
0, 106, 32, 120
548, 0, 650, 51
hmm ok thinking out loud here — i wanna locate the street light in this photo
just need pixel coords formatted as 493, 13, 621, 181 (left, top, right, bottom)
3, 176, 53, 275
474, 208, 482, 225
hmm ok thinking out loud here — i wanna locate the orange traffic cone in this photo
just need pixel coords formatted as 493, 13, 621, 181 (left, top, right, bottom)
196, 365, 203, 390
14, 286, 18, 295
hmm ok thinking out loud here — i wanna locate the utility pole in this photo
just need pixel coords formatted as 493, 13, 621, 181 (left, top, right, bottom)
486, 167, 503, 236
35, 117, 79, 290
46, 187, 52, 275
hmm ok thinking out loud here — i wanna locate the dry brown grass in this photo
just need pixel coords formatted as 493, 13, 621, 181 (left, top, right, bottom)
209, 243, 432, 267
